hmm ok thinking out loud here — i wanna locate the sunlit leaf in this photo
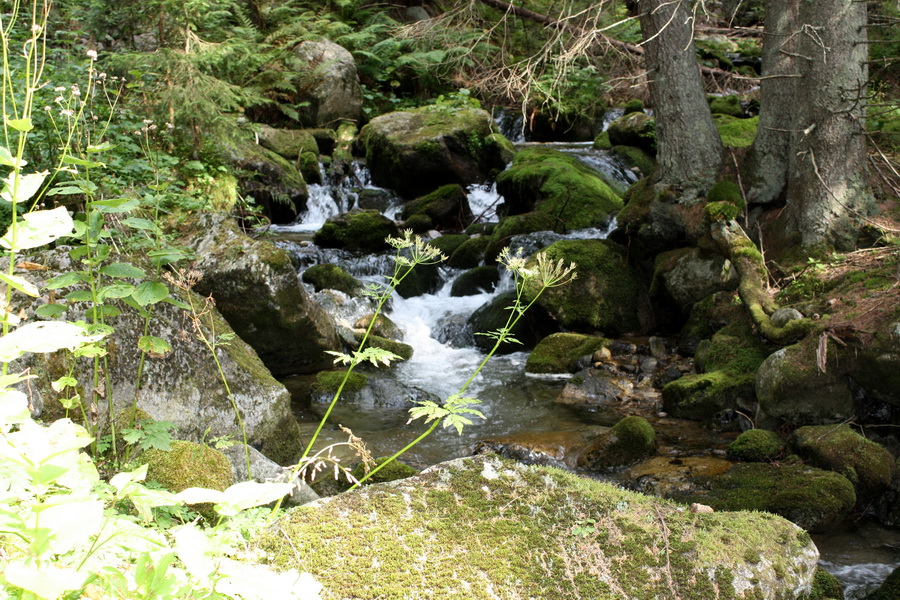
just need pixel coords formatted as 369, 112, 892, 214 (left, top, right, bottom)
0, 206, 74, 251
131, 281, 168, 306
0, 272, 38, 296
4, 561, 85, 598
0, 321, 106, 362
138, 335, 172, 356
5, 117, 33, 132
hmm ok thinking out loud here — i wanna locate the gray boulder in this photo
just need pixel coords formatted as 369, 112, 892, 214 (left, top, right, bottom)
653, 246, 739, 311
294, 39, 363, 127
255, 454, 820, 600
223, 444, 319, 506
188, 213, 340, 377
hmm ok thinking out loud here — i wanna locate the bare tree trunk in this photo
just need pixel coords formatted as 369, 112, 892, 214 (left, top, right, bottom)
747, 0, 799, 205
782, 0, 873, 250
638, 0, 723, 187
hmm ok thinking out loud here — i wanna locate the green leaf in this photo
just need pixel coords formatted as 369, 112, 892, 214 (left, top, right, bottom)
4, 562, 85, 598
87, 141, 116, 153
98, 283, 136, 301
6, 117, 33, 132
61, 154, 104, 169
91, 197, 140, 213
0, 206, 74, 251
35, 303, 67, 318
0, 272, 39, 296
0, 145, 19, 167
85, 305, 121, 320
45, 271, 87, 289
162, 297, 191, 310
131, 281, 168, 306
0, 321, 106, 362
121, 216, 160, 232
101, 262, 146, 278
138, 336, 172, 356
64, 290, 93, 302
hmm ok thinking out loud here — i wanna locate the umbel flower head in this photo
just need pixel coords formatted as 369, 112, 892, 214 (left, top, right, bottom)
386, 229, 447, 267
498, 247, 577, 288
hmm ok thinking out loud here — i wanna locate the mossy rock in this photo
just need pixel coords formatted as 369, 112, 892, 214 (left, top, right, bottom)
689, 462, 856, 532
428, 234, 469, 259
486, 212, 558, 262
789, 424, 894, 496
313, 209, 401, 253
144, 440, 234, 519
707, 179, 746, 211
450, 265, 500, 297
651, 247, 739, 312
705, 200, 741, 222
298, 151, 321, 185
403, 213, 432, 233
715, 114, 758, 148
468, 291, 557, 354
727, 429, 784, 462
525, 332, 607, 375
358, 333, 414, 362
256, 125, 319, 159
350, 456, 418, 485
606, 111, 657, 153
611, 145, 655, 177
394, 260, 442, 298
593, 130, 612, 150
358, 107, 508, 198
623, 99, 644, 115
495, 147, 623, 232
401, 184, 472, 231
865, 564, 900, 600
230, 138, 308, 224
257, 455, 820, 600
302, 263, 363, 296
353, 313, 403, 341
313, 370, 368, 394
577, 416, 656, 470
709, 95, 745, 118
798, 567, 843, 600
449, 235, 490, 269
523, 239, 641, 336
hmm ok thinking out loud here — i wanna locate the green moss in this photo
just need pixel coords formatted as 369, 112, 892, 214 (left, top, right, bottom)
403, 213, 432, 233
301, 263, 363, 296
401, 184, 470, 230
448, 235, 490, 269
495, 147, 623, 231
866, 565, 900, 600
313, 209, 401, 252
623, 99, 644, 115
450, 265, 500, 297
486, 212, 557, 261
144, 440, 233, 519
689, 462, 856, 532
350, 456, 418, 485
715, 115, 759, 148
705, 201, 740, 222
789, 424, 894, 495
616, 176, 655, 229
314, 370, 368, 393
578, 416, 656, 470
707, 180, 746, 211
428, 234, 469, 257
298, 151, 321, 185
607, 111, 656, 153
525, 332, 607, 374
359, 334, 414, 362
611, 145, 655, 177
593, 130, 612, 150
709, 95, 744, 118
727, 429, 784, 462
797, 567, 843, 600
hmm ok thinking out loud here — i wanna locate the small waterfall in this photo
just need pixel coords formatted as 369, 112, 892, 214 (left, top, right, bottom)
467, 182, 503, 224
494, 108, 527, 143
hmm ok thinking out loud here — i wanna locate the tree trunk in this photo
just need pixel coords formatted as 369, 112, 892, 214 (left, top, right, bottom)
782, 0, 873, 250
747, 0, 799, 205
638, 0, 723, 187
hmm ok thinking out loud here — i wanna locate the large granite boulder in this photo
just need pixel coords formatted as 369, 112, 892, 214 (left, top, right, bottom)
495, 147, 623, 231
357, 107, 511, 197
256, 455, 820, 600
293, 39, 363, 127
188, 213, 340, 377
606, 111, 657, 153
11, 247, 303, 464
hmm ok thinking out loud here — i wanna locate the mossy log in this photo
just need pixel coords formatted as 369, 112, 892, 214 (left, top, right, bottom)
709, 218, 812, 344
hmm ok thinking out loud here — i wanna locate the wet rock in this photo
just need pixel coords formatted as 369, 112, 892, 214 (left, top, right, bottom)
495, 147, 623, 231
555, 368, 634, 406
624, 456, 734, 498
648, 336, 668, 359
293, 39, 363, 127
302, 263, 363, 296
313, 209, 401, 253
789, 424, 894, 497
257, 454, 820, 600
256, 126, 319, 160
688, 462, 856, 532
468, 291, 557, 354
358, 107, 509, 197
312, 374, 436, 409
606, 111, 656, 153
652, 246, 739, 311
639, 356, 658, 374
402, 184, 473, 231
188, 213, 340, 377
524, 239, 642, 336
227, 139, 308, 224
771, 307, 805, 329
576, 416, 656, 470
450, 265, 499, 297
865, 561, 900, 600
474, 430, 596, 468
525, 332, 607, 375
727, 429, 785, 462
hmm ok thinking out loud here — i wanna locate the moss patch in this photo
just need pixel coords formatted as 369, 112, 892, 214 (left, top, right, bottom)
359, 334, 414, 362
301, 263, 363, 296
577, 416, 656, 470
715, 115, 758, 148
727, 429, 784, 462
350, 456, 418, 485
313, 370, 368, 394
313, 209, 401, 252
257, 455, 818, 600
144, 440, 233, 519
525, 332, 607, 374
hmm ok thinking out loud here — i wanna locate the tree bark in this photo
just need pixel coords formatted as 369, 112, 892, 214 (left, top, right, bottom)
638, 0, 723, 187
747, 0, 799, 205
782, 0, 873, 250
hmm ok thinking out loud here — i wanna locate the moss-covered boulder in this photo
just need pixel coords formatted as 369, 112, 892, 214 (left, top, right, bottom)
256, 125, 319, 160
394, 260, 443, 298
709, 95, 745, 118
401, 184, 472, 231
292, 39, 363, 127
301, 263, 363, 296
357, 333, 414, 362
789, 425, 894, 497
852, 315, 900, 406
448, 235, 490, 269
468, 291, 557, 354
524, 239, 641, 336
313, 209, 401, 253
449, 265, 499, 297
715, 115, 759, 148
228, 139, 308, 224
577, 416, 656, 470
256, 455, 820, 600
350, 456, 417, 485
606, 111, 657, 153
145, 440, 234, 492
427, 233, 469, 259
800, 568, 843, 600
611, 145, 656, 178
188, 213, 340, 378
866, 565, 900, 600
525, 332, 607, 375
690, 462, 856, 532
358, 107, 509, 198
495, 148, 623, 231
651, 246, 739, 312
756, 341, 855, 427
727, 429, 784, 462
298, 151, 321, 185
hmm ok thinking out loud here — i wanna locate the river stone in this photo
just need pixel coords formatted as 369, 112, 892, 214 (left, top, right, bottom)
223, 444, 319, 507
12, 247, 303, 464
473, 430, 596, 468
652, 246, 739, 311
525, 332, 607, 375
357, 107, 510, 198
256, 125, 319, 160
401, 184, 473, 231
293, 39, 363, 127
607, 111, 657, 153
556, 367, 634, 406
771, 307, 805, 329
789, 424, 894, 497
227, 139, 309, 224
187, 213, 340, 377
449, 265, 499, 297
576, 415, 656, 470
756, 342, 854, 426
256, 454, 819, 600
852, 317, 900, 405
468, 290, 557, 354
